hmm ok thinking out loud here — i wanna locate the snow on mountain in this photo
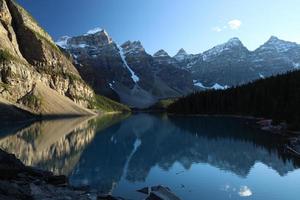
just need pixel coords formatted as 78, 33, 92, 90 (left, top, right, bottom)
55, 28, 300, 108
203, 37, 245, 61
193, 80, 229, 90
121, 41, 146, 55
153, 49, 170, 57
259, 73, 265, 79
174, 48, 188, 61
84, 27, 103, 35
193, 81, 208, 89
118, 46, 140, 83
293, 63, 300, 69
258, 36, 299, 53
211, 83, 229, 90
56, 36, 70, 48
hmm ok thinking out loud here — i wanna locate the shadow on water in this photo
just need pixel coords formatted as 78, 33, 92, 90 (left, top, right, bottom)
0, 113, 300, 199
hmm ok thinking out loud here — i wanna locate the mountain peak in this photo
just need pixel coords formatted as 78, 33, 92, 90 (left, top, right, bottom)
258, 36, 299, 53
84, 27, 104, 35
265, 36, 289, 44
153, 49, 170, 57
203, 37, 247, 61
178, 48, 187, 54
87, 29, 113, 44
269, 36, 279, 41
227, 37, 242, 45
56, 28, 113, 49
174, 48, 188, 61
121, 40, 145, 55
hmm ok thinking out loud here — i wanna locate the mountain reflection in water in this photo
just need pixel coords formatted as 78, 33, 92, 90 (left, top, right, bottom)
0, 114, 300, 200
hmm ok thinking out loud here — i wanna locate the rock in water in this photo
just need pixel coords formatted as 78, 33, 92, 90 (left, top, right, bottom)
138, 185, 182, 200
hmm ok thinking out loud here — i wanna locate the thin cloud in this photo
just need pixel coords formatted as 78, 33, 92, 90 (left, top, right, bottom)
212, 20, 241, 32
212, 26, 222, 32
228, 19, 242, 30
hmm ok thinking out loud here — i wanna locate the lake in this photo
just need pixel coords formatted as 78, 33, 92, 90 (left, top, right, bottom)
0, 113, 300, 200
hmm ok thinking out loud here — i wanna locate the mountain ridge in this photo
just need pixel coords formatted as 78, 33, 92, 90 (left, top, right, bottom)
57, 28, 300, 108
58, 29, 194, 108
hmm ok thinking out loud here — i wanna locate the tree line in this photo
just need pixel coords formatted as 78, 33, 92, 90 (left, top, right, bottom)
167, 70, 300, 130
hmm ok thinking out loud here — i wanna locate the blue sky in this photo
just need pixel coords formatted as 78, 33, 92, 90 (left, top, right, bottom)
17, 0, 300, 56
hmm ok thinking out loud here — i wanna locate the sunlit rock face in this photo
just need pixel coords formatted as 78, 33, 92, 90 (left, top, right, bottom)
0, 0, 96, 115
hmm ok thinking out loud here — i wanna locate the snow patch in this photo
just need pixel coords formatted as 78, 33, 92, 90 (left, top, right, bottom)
293, 62, 300, 69
266, 37, 298, 53
85, 27, 103, 35
259, 73, 265, 78
203, 38, 242, 61
194, 81, 229, 90
212, 83, 229, 90
56, 36, 70, 48
194, 82, 208, 89
68, 43, 89, 49
118, 46, 140, 83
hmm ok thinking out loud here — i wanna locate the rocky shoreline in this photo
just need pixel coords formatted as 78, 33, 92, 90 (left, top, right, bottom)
0, 149, 182, 200
0, 149, 98, 200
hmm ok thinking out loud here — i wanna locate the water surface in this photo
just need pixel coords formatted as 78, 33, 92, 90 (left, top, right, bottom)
0, 114, 300, 200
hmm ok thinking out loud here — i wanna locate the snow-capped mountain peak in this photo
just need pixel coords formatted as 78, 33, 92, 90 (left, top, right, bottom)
202, 37, 246, 61
174, 48, 188, 61
84, 27, 103, 35
121, 41, 146, 55
259, 36, 299, 53
153, 49, 170, 57
56, 28, 113, 50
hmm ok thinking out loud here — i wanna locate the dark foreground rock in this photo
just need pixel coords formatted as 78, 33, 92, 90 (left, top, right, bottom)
0, 149, 183, 200
0, 149, 100, 200
137, 185, 182, 200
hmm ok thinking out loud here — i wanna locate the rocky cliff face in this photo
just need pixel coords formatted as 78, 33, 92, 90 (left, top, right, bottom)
58, 30, 194, 108
0, 0, 96, 115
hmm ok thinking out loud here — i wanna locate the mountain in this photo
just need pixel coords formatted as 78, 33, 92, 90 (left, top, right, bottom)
174, 48, 189, 62
0, 0, 126, 118
176, 37, 300, 89
58, 30, 194, 108
251, 36, 300, 77
168, 69, 300, 130
177, 38, 258, 88
57, 30, 300, 108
